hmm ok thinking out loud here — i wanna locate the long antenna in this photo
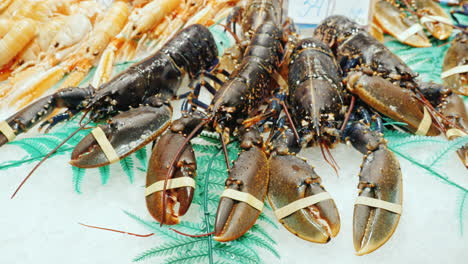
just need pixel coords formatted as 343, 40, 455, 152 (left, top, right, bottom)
11, 119, 93, 199
79, 223, 154, 237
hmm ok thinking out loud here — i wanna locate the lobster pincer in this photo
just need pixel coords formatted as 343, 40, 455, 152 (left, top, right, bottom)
345, 72, 440, 136
214, 126, 269, 242
0, 87, 93, 146
345, 121, 402, 255
145, 111, 206, 225
268, 128, 340, 243
70, 97, 172, 168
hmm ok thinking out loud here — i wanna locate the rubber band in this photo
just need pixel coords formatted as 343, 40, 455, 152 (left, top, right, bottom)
355, 196, 402, 214
420, 15, 452, 25
145, 177, 196, 196
397, 24, 423, 42
91, 127, 119, 164
441, 65, 468, 79
0, 121, 15, 142
446, 128, 468, 139
274, 192, 332, 220
220, 189, 264, 211
415, 107, 432, 136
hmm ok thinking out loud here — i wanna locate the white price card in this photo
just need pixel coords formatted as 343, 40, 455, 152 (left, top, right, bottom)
288, 0, 373, 26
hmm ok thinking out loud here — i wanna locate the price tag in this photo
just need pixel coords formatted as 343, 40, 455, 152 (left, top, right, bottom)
288, 0, 373, 28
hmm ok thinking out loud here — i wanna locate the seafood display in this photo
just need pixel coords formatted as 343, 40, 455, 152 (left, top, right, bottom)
0, 0, 467, 261
373, 0, 458, 46
0, 0, 238, 118
443, 32, 468, 95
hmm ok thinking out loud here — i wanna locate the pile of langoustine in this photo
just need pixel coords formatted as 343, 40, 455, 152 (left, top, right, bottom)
0, 0, 467, 257
0, 0, 238, 118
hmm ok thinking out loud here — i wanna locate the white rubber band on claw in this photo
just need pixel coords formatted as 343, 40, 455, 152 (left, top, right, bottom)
415, 107, 432, 136
145, 177, 196, 196
0, 121, 16, 142
91, 127, 119, 164
274, 192, 332, 220
221, 189, 264, 211
355, 196, 402, 214
420, 15, 453, 25
446, 128, 468, 139
397, 24, 423, 42
441, 65, 468, 79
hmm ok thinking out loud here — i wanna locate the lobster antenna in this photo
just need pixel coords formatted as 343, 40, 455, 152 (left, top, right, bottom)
280, 101, 300, 144
220, 129, 232, 170
160, 117, 213, 226
340, 96, 356, 132
11, 119, 93, 199
170, 228, 215, 237
79, 223, 154, 237
319, 141, 340, 176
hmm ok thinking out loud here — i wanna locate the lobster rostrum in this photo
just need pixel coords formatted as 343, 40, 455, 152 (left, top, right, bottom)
1, 24, 219, 195
314, 15, 468, 167
267, 38, 402, 255
146, 0, 287, 242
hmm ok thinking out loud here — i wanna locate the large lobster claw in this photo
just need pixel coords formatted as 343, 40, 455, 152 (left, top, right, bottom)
145, 111, 205, 225
346, 72, 440, 136
413, 0, 452, 40
0, 95, 55, 146
347, 122, 403, 255
374, 0, 430, 47
145, 131, 196, 225
268, 154, 340, 243
442, 32, 468, 96
214, 127, 269, 242
70, 100, 172, 168
1, 87, 93, 147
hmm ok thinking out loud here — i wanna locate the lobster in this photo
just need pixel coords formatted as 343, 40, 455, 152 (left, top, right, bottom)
145, 0, 288, 242
267, 38, 402, 255
314, 15, 468, 167
0, 24, 219, 197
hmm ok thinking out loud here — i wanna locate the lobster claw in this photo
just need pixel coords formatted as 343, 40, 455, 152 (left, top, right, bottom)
0, 95, 56, 147
413, 0, 452, 40
214, 145, 269, 242
70, 103, 172, 168
268, 154, 340, 243
145, 131, 197, 225
347, 122, 403, 255
374, 0, 430, 47
346, 72, 440, 136
145, 110, 206, 225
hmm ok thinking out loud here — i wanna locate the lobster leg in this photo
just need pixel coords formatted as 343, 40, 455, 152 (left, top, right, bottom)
345, 121, 403, 256
145, 111, 206, 225
214, 126, 269, 242
268, 129, 341, 243
70, 97, 172, 168
0, 87, 93, 146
